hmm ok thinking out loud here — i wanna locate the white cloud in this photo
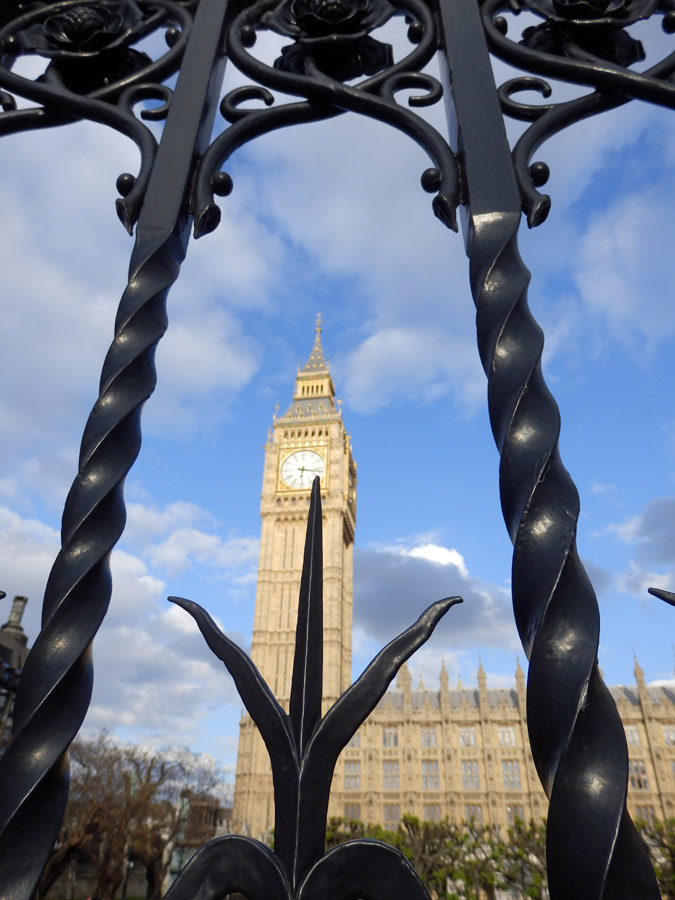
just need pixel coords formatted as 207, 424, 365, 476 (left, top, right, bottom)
149, 309, 260, 434
342, 326, 485, 414
147, 527, 259, 578
408, 543, 469, 578
84, 615, 238, 743
607, 515, 642, 544
608, 497, 675, 563
0, 502, 251, 754
617, 562, 675, 603
353, 538, 518, 653
124, 500, 215, 545
0, 506, 61, 639
575, 186, 675, 345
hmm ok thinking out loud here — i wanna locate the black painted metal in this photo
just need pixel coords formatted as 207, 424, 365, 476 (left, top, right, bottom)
0, 2, 230, 897
0, 0, 670, 897
168, 478, 461, 897
436, 0, 660, 894
190, 0, 461, 237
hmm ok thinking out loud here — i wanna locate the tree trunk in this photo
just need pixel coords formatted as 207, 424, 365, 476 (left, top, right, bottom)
145, 857, 167, 899
38, 846, 74, 897
94, 858, 125, 900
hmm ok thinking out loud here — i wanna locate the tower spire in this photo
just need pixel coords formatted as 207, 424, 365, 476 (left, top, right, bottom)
278, 317, 338, 419
300, 313, 329, 375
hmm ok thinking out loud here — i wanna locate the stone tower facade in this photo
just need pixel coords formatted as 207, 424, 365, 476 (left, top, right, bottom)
231, 318, 357, 838
232, 324, 675, 839
327, 656, 675, 831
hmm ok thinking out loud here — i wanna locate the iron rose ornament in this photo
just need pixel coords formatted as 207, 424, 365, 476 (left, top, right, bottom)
264, 0, 396, 79
12, 0, 151, 91
520, 0, 659, 64
19, 1, 145, 55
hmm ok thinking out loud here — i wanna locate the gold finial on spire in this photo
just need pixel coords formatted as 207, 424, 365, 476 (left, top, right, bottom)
316, 312, 322, 334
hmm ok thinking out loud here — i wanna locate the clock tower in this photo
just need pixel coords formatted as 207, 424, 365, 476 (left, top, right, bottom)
232, 316, 357, 838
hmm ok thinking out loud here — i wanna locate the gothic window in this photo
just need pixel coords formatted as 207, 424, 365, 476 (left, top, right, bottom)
344, 761, 360, 790
424, 804, 441, 822
629, 760, 649, 790
459, 727, 476, 747
383, 760, 400, 790
506, 804, 524, 825
348, 731, 360, 748
384, 804, 400, 830
663, 726, 675, 746
422, 760, 439, 790
498, 726, 516, 747
421, 728, 437, 748
625, 725, 640, 746
464, 804, 482, 823
383, 728, 398, 748
635, 805, 655, 825
502, 760, 521, 790
461, 760, 479, 790
344, 803, 361, 820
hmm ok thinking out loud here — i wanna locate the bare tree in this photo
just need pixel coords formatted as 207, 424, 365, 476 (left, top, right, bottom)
40, 733, 227, 900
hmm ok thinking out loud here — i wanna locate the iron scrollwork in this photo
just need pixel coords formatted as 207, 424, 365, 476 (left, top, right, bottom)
0, 0, 192, 230
189, 0, 461, 238
483, 0, 675, 224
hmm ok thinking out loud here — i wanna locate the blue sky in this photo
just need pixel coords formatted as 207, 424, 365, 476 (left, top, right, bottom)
1, 17, 675, 781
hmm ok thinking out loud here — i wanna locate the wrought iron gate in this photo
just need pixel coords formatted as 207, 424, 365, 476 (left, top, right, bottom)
0, 0, 672, 896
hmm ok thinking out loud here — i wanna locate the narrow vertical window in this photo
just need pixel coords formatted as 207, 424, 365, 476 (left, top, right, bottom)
422, 760, 440, 790
344, 761, 360, 790
629, 760, 648, 790
383, 728, 398, 748
502, 760, 521, 790
383, 760, 400, 790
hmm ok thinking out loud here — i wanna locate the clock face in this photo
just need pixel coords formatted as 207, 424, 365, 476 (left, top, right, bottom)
280, 450, 325, 489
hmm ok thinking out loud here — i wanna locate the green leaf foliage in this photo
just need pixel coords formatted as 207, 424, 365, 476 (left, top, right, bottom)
636, 816, 675, 899
325, 814, 548, 900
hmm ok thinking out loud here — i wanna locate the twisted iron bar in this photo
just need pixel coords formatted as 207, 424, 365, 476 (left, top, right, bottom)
468, 213, 660, 898
442, 0, 675, 892
0, 229, 180, 900
0, 0, 229, 894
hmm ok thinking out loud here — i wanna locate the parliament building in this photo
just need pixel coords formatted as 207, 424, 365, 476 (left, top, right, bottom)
231, 321, 675, 838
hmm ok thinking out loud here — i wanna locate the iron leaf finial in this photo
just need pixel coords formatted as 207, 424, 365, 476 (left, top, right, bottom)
169, 476, 462, 895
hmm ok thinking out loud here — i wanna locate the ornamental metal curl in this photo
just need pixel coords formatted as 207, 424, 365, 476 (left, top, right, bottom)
190, 0, 461, 236
482, 0, 675, 223
0, 0, 192, 230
